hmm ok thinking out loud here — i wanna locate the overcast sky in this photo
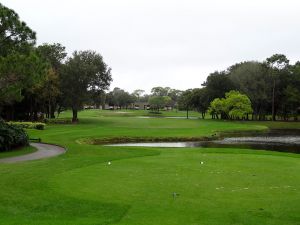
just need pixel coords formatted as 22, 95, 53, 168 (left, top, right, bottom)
2, 0, 300, 93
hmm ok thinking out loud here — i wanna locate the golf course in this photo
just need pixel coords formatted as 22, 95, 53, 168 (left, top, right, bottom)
0, 110, 299, 225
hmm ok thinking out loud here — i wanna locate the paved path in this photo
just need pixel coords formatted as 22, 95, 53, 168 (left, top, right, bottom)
0, 143, 66, 163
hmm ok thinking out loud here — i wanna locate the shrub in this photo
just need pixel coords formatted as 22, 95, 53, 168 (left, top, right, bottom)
0, 121, 28, 152
8, 121, 46, 130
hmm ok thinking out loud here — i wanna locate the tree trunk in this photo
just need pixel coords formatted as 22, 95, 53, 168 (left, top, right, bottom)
48, 97, 51, 119
272, 79, 276, 121
186, 107, 189, 119
72, 108, 78, 123
57, 105, 62, 118
50, 104, 56, 118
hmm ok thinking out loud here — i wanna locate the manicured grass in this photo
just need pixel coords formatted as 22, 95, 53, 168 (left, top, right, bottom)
58, 109, 202, 118
0, 145, 36, 159
0, 109, 300, 225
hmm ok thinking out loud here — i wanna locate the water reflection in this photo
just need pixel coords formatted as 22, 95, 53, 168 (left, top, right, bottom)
106, 130, 300, 153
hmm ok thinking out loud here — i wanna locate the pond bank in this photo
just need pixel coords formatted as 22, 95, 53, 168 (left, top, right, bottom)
104, 129, 300, 154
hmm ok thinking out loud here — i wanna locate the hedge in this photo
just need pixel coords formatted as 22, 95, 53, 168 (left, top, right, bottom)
8, 121, 45, 130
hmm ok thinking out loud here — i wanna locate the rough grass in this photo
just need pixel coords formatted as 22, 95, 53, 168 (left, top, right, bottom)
0, 109, 299, 225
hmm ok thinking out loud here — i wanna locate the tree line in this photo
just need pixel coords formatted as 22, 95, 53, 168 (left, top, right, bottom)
0, 3, 112, 123
105, 55, 300, 121
178, 55, 300, 121
104, 87, 182, 111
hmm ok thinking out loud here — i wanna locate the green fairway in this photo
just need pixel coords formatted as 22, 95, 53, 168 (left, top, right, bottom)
0, 110, 300, 225
0, 146, 36, 159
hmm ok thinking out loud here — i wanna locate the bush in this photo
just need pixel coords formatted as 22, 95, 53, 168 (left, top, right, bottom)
8, 121, 46, 130
0, 121, 28, 152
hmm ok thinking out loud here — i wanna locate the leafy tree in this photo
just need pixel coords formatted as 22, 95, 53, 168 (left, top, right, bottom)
61, 50, 112, 122
0, 3, 36, 56
36, 43, 67, 118
178, 89, 193, 118
132, 89, 145, 102
0, 50, 48, 106
281, 85, 300, 120
106, 87, 134, 109
202, 71, 235, 102
139, 94, 150, 103
265, 54, 289, 121
208, 91, 253, 120
168, 89, 183, 108
277, 62, 300, 120
34, 68, 61, 118
149, 87, 181, 110
37, 43, 67, 71
148, 96, 171, 112
0, 3, 49, 121
228, 61, 269, 119
208, 98, 225, 119
151, 87, 171, 96
225, 91, 253, 119
190, 88, 209, 119
89, 90, 106, 109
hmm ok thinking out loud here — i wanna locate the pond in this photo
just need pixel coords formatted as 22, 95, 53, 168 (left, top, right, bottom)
106, 129, 300, 154
136, 116, 199, 119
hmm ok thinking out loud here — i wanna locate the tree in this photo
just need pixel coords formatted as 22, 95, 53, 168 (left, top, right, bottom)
282, 85, 300, 120
37, 43, 67, 71
265, 54, 289, 121
202, 71, 235, 103
0, 50, 48, 106
106, 87, 134, 109
277, 62, 300, 120
34, 68, 61, 119
178, 89, 193, 118
0, 3, 36, 56
190, 88, 209, 119
148, 96, 171, 112
0, 3, 43, 112
208, 98, 225, 119
132, 89, 145, 102
89, 90, 106, 109
225, 90, 253, 119
208, 91, 253, 120
61, 50, 112, 122
36, 43, 67, 118
168, 89, 183, 109
151, 87, 171, 96
228, 61, 269, 120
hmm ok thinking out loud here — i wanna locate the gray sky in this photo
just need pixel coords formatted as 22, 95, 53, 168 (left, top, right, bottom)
2, 0, 300, 93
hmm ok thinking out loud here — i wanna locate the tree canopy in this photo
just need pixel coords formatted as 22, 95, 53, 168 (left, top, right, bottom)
61, 50, 112, 122
208, 91, 253, 120
0, 3, 36, 56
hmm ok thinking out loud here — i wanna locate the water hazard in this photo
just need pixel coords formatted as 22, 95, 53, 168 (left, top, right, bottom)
106, 130, 300, 153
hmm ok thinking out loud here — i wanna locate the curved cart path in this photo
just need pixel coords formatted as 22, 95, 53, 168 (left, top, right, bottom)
0, 143, 66, 163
